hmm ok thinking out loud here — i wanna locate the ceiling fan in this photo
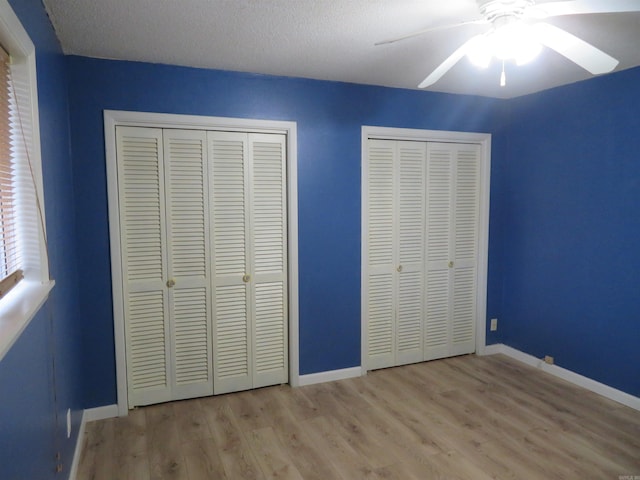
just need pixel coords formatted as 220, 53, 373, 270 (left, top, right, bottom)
377, 0, 640, 88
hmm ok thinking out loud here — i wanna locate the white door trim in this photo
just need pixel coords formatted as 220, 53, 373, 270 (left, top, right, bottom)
361, 126, 491, 374
105, 110, 299, 416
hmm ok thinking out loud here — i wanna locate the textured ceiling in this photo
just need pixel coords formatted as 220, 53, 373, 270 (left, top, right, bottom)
42, 0, 640, 98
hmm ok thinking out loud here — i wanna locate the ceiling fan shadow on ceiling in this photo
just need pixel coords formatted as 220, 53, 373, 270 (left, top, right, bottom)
376, 0, 640, 88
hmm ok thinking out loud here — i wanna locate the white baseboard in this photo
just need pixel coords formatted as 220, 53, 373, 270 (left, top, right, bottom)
481, 344, 503, 356
67, 410, 86, 480
298, 366, 363, 386
67, 405, 118, 480
84, 404, 119, 422
485, 343, 640, 411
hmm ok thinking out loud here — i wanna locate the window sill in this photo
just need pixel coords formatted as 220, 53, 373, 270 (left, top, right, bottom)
0, 279, 55, 362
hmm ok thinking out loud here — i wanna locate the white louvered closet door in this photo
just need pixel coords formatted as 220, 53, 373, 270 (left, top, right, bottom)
396, 141, 426, 365
365, 140, 426, 369
365, 140, 396, 369
210, 132, 288, 394
450, 144, 480, 356
210, 132, 252, 394
424, 142, 480, 361
117, 126, 172, 407
249, 134, 288, 389
163, 129, 213, 400
117, 126, 212, 407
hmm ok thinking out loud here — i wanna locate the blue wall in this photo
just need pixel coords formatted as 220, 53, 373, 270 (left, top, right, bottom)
0, 1, 82, 479
503, 67, 640, 396
65, 57, 508, 406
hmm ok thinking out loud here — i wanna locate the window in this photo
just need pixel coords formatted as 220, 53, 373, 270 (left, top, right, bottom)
0, 0, 52, 361
0, 44, 22, 299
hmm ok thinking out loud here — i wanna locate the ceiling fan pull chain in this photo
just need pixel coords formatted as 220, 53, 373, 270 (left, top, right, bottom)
500, 60, 506, 87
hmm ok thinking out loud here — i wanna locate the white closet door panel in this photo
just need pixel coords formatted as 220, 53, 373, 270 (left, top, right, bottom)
213, 284, 252, 394
424, 268, 450, 361
426, 144, 453, 270
366, 272, 394, 369
396, 141, 425, 364
126, 290, 172, 406
116, 126, 172, 406
454, 145, 480, 264
366, 140, 395, 270
164, 130, 210, 280
396, 270, 422, 365
398, 141, 426, 266
171, 287, 213, 399
164, 129, 213, 398
118, 127, 167, 287
451, 266, 476, 355
250, 134, 287, 276
253, 282, 287, 387
250, 134, 288, 387
210, 132, 248, 280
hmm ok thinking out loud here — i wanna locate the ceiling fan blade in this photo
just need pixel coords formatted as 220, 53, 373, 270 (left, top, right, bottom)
531, 22, 619, 74
528, 0, 640, 18
376, 18, 485, 46
418, 35, 485, 88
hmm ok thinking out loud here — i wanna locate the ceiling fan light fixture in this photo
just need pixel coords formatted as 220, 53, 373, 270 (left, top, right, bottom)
514, 40, 542, 65
467, 36, 492, 68
466, 20, 542, 70
491, 21, 542, 63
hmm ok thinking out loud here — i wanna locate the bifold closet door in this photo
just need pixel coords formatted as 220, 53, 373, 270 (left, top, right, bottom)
210, 131, 288, 395
364, 139, 426, 370
424, 142, 480, 360
116, 126, 213, 407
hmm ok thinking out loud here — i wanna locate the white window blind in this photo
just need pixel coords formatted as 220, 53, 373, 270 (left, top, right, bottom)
0, 44, 22, 299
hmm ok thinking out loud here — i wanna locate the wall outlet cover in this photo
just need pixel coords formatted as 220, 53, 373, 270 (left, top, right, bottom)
490, 318, 498, 331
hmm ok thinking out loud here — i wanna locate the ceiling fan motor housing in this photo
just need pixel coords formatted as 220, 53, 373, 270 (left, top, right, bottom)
478, 0, 535, 22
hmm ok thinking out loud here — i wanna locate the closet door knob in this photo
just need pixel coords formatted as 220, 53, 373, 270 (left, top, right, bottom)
242, 274, 251, 283
448, 261, 454, 268
397, 265, 403, 273
166, 279, 176, 288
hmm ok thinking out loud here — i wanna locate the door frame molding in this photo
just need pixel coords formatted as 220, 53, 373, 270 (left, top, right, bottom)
361, 126, 491, 374
105, 110, 299, 416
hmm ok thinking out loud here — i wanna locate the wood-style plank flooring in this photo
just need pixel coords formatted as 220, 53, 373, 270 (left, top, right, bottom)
76, 354, 640, 479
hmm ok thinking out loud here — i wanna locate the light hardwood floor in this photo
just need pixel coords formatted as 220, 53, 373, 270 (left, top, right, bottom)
76, 354, 640, 479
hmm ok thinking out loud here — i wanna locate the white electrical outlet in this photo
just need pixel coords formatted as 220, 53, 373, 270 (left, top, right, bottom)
490, 318, 498, 331
66, 408, 71, 438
